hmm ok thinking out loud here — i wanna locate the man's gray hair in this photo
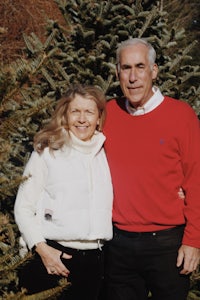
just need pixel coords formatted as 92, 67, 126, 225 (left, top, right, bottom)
116, 38, 157, 71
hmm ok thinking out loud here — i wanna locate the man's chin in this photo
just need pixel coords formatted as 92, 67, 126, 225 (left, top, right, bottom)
128, 97, 142, 107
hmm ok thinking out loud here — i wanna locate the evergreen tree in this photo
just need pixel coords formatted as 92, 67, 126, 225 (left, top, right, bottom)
0, 0, 199, 298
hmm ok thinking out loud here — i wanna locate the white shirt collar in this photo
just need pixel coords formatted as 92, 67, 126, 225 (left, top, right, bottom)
125, 86, 164, 116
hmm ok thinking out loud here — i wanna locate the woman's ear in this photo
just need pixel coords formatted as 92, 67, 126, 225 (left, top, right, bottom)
96, 122, 100, 131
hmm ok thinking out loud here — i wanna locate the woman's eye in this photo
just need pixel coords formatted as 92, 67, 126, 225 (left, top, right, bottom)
87, 111, 94, 114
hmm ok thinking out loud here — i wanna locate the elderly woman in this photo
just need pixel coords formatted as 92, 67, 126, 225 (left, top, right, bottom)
14, 84, 113, 300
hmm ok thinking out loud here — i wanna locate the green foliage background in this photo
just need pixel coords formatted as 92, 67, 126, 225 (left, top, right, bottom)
0, 0, 199, 298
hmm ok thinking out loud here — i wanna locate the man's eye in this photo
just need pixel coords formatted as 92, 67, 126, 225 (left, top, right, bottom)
121, 65, 130, 70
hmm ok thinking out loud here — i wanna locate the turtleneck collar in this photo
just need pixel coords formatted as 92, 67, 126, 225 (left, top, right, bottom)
66, 130, 106, 155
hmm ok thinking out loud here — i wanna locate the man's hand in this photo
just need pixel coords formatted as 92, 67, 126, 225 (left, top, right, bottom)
35, 242, 72, 277
177, 244, 200, 275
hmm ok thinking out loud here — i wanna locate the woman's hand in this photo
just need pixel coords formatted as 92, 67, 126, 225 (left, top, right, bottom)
35, 242, 72, 277
178, 187, 185, 200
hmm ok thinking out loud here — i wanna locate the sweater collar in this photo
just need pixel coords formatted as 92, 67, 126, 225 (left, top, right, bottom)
66, 130, 106, 155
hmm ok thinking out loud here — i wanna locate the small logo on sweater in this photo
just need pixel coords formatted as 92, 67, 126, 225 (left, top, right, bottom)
160, 138, 165, 145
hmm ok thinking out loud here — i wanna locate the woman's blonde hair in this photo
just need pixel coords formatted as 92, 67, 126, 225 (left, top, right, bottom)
34, 84, 106, 153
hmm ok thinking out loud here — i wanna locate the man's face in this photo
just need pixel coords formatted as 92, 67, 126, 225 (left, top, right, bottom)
117, 44, 158, 108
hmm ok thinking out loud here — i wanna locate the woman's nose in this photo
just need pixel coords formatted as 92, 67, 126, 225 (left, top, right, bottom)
78, 112, 86, 122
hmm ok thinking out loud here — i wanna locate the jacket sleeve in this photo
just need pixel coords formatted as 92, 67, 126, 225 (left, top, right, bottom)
14, 151, 48, 249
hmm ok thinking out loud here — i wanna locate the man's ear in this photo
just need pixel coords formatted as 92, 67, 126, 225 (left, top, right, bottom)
152, 63, 158, 80
116, 65, 120, 80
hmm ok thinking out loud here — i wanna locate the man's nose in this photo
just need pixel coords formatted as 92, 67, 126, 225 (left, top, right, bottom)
129, 69, 137, 82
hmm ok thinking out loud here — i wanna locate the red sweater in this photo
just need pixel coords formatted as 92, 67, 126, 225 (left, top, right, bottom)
104, 96, 200, 248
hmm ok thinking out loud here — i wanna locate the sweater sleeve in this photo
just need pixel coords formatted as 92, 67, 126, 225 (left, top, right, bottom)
14, 151, 48, 249
181, 112, 200, 248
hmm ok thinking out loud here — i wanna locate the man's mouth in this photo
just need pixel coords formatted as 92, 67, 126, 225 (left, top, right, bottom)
128, 86, 141, 89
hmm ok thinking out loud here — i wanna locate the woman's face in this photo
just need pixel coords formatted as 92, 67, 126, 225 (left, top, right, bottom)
67, 94, 100, 141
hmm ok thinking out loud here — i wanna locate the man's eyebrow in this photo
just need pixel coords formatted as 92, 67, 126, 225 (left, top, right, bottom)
120, 62, 145, 68
120, 64, 132, 69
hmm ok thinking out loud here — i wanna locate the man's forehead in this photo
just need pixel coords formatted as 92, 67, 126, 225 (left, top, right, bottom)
120, 56, 147, 65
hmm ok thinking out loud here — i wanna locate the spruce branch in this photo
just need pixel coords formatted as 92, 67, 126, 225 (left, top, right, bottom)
169, 40, 198, 71
137, 6, 159, 38
3, 277, 71, 300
